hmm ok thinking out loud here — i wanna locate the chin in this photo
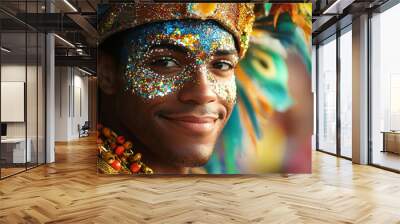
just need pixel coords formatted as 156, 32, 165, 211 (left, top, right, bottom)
164, 143, 215, 167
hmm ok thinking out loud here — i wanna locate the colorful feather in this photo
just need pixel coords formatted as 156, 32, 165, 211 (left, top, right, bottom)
205, 3, 312, 174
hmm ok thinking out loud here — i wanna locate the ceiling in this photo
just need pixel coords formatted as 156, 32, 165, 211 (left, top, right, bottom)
0, 0, 397, 73
312, 0, 391, 44
0, 0, 99, 73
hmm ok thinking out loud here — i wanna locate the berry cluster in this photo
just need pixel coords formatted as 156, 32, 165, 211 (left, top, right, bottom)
97, 124, 153, 174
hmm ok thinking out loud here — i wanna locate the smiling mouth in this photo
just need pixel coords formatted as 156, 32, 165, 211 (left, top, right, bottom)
158, 114, 218, 135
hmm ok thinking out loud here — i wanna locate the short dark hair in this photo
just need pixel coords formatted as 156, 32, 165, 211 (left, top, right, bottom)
99, 31, 126, 68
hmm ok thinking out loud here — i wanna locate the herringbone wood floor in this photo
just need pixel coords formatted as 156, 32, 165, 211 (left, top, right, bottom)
0, 136, 400, 224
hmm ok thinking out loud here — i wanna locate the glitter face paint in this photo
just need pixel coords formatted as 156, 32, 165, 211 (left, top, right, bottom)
123, 20, 238, 103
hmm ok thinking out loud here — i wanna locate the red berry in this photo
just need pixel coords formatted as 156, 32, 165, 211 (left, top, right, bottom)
123, 141, 133, 150
130, 163, 141, 173
110, 160, 121, 171
116, 136, 125, 144
115, 146, 125, 156
110, 142, 117, 150
102, 127, 112, 138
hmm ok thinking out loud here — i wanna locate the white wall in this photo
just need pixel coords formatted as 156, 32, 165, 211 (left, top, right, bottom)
1, 65, 36, 138
72, 72, 89, 138
1, 65, 26, 134
54, 67, 89, 141
55, 66, 69, 141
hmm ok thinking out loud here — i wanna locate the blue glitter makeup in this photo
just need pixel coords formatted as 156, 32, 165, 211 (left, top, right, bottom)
123, 20, 238, 103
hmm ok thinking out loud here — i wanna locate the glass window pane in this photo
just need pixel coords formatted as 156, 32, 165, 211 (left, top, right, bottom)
1, 30, 28, 177
371, 4, 400, 171
1, 0, 47, 179
340, 29, 352, 158
317, 37, 337, 154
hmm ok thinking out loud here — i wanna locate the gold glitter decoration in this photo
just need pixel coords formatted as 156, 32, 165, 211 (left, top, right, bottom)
98, 3, 255, 58
189, 3, 217, 18
206, 69, 237, 104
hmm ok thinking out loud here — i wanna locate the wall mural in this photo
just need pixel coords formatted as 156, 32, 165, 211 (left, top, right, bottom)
96, 3, 312, 175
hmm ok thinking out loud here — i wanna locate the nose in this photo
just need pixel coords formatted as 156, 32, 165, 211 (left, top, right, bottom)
178, 65, 217, 105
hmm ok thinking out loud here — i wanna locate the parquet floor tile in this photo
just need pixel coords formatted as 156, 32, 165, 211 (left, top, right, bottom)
0, 136, 399, 223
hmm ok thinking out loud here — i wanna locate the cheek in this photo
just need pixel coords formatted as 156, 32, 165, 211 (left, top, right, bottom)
206, 73, 237, 105
117, 93, 157, 131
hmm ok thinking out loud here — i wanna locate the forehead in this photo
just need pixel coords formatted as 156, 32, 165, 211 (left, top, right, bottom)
124, 20, 237, 53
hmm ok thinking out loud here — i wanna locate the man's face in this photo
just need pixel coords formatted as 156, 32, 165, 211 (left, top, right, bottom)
114, 20, 238, 167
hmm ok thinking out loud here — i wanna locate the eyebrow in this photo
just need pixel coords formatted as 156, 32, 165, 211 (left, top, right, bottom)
149, 42, 238, 57
213, 49, 238, 56
150, 43, 189, 54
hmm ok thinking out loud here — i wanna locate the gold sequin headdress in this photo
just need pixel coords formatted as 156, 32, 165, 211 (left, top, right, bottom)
98, 3, 255, 58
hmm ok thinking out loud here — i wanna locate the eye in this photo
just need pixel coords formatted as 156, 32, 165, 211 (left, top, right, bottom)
150, 57, 180, 68
213, 60, 234, 71
257, 58, 269, 69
